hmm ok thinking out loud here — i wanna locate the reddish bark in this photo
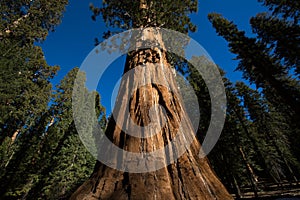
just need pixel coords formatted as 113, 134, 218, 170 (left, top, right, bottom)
70, 29, 232, 200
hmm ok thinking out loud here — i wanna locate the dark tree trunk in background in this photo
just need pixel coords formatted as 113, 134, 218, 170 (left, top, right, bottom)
70, 28, 232, 200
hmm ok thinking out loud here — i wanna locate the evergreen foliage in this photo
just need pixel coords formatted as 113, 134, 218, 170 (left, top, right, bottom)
0, 67, 105, 199
207, 13, 300, 118
205, 0, 300, 194
1, 2, 106, 198
1, 0, 300, 198
90, 0, 197, 40
1, 1, 68, 198
0, 0, 68, 154
236, 82, 300, 182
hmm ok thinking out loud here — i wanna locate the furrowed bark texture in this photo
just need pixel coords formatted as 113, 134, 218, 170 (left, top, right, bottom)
70, 28, 232, 200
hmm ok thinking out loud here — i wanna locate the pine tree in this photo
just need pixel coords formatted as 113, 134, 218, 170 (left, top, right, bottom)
236, 82, 300, 183
248, 1, 300, 164
0, 0, 68, 42
0, 1, 68, 197
0, 42, 58, 143
40, 124, 96, 200
71, 0, 232, 199
207, 13, 300, 119
208, 3, 300, 167
27, 68, 105, 199
0, 0, 68, 165
250, 13, 300, 75
0, 67, 106, 199
257, 0, 300, 23
210, 76, 262, 198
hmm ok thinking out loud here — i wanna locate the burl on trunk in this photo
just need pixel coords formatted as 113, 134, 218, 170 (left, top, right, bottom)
70, 28, 232, 200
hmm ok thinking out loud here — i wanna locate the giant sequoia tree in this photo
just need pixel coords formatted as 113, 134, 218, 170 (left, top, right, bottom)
71, 0, 232, 199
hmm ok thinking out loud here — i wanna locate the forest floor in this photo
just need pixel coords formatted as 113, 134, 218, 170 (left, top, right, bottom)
232, 181, 300, 199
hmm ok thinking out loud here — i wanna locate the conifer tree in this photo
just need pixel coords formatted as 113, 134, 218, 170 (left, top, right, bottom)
210, 77, 262, 198
28, 68, 105, 199
0, 0, 68, 151
71, 0, 232, 199
0, 67, 106, 199
208, 1, 300, 166
0, 1, 68, 196
250, 13, 300, 75
207, 13, 300, 118
236, 82, 300, 183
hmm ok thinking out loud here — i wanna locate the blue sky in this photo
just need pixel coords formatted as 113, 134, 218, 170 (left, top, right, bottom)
40, 0, 268, 113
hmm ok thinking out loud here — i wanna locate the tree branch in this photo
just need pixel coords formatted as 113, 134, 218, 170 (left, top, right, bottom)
0, 13, 31, 38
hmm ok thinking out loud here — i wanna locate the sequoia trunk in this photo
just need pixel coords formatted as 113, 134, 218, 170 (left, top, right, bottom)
70, 28, 232, 200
